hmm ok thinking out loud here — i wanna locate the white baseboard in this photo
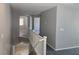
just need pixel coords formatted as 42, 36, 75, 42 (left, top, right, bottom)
55, 46, 79, 51
47, 43, 79, 51
47, 43, 55, 50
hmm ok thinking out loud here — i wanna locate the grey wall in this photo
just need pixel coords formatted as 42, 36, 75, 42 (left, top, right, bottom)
56, 5, 79, 50
40, 7, 57, 48
11, 12, 19, 45
11, 10, 19, 45
0, 4, 11, 54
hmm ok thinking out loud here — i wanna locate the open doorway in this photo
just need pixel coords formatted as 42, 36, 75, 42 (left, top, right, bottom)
19, 16, 29, 38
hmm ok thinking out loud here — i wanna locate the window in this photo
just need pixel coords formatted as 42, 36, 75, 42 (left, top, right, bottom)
19, 17, 24, 26
34, 17, 40, 34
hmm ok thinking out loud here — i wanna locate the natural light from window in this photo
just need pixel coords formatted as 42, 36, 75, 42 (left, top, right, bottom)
19, 17, 24, 26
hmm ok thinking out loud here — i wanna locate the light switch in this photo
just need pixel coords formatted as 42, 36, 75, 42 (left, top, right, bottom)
60, 28, 64, 31
0, 34, 4, 39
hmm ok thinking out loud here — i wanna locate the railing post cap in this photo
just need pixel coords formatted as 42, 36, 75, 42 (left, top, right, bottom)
43, 36, 47, 39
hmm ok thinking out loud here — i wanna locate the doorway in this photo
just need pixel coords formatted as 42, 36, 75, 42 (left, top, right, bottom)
19, 16, 29, 38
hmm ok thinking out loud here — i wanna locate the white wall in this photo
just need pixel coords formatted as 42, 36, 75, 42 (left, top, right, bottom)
40, 7, 57, 48
0, 4, 11, 54
40, 4, 79, 50
56, 5, 79, 50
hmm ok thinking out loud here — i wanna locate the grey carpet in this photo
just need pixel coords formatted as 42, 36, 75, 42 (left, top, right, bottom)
46, 45, 79, 55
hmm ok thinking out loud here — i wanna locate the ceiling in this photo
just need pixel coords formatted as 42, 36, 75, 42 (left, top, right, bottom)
10, 3, 58, 15
10, 3, 78, 15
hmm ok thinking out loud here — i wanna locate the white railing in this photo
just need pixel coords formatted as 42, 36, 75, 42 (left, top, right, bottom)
12, 30, 47, 55
29, 30, 47, 55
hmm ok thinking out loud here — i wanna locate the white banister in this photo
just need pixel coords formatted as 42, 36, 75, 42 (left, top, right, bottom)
43, 36, 47, 55
29, 30, 47, 55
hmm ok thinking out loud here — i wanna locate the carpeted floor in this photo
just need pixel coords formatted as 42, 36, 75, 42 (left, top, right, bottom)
46, 45, 79, 55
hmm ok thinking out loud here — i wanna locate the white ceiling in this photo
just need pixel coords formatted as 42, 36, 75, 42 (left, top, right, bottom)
10, 3, 58, 15
10, 3, 78, 15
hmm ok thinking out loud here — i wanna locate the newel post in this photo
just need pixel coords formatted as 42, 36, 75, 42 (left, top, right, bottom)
43, 36, 47, 55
